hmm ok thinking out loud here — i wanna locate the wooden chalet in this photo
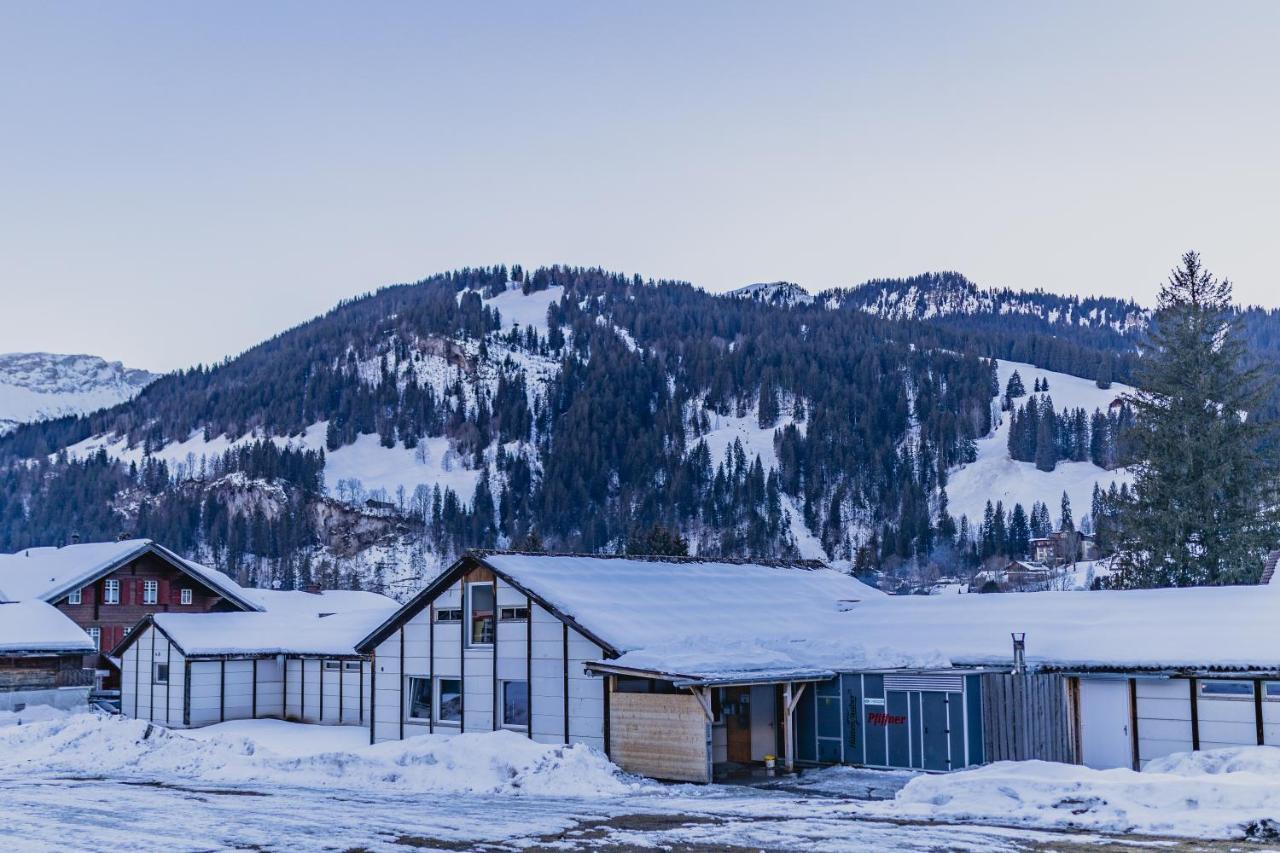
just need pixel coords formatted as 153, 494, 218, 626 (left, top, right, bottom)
0, 600, 96, 713
0, 539, 262, 689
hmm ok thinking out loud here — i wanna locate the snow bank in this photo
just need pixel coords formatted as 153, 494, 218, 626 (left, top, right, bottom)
885, 748, 1280, 840
0, 714, 647, 798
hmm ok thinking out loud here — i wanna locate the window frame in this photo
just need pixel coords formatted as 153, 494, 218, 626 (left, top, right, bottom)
343, 661, 361, 672
435, 677, 463, 725
142, 579, 159, 605
1199, 679, 1255, 700
466, 582, 496, 648
154, 662, 170, 685
180, 587, 193, 606
87, 627, 100, 650
103, 579, 120, 605
433, 607, 462, 623
67, 588, 82, 605
500, 679, 530, 729
323, 660, 341, 671
499, 606, 530, 622
406, 676, 432, 722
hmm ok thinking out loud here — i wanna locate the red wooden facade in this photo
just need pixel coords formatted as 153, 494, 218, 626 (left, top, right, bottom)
53, 551, 248, 686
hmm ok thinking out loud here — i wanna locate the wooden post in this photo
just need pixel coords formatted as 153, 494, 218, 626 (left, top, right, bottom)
783, 682, 794, 772
399, 629, 405, 740
1128, 678, 1140, 771
219, 659, 226, 723
368, 652, 376, 746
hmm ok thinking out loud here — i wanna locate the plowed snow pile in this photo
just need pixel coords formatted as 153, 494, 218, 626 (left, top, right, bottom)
0, 714, 647, 798
882, 747, 1280, 840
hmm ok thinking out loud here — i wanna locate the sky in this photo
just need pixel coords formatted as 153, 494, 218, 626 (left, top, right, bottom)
2, 1, 1279, 371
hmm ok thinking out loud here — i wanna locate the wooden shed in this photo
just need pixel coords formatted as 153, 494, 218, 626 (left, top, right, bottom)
0, 600, 96, 713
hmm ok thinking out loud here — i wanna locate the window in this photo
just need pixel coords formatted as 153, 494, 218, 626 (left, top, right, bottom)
343, 661, 361, 672
67, 588, 82, 605
142, 579, 158, 605
499, 606, 530, 622
180, 588, 193, 605
501, 681, 529, 728
407, 677, 432, 721
103, 579, 120, 605
154, 663, 169, 684
436, 678, 462, 724
434, 608, 462, 623
323, 660, 340, 671
467, 583, 495, 646
615, 676, 680, 694
1265, 682, 1280, 700
1200, 680, 1254, 699
87, 627, 100, 650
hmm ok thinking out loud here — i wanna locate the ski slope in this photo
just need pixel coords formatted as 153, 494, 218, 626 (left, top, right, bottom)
946, 360, 1133, 528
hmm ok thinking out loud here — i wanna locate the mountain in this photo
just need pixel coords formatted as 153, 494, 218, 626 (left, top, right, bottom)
828, 271, 1147, 334
725, 281, 814, 308
0, 353, 157, 434
0, 264, 1257, 598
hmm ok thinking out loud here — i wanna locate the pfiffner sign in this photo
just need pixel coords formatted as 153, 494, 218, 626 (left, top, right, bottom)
867, 710, 906, 726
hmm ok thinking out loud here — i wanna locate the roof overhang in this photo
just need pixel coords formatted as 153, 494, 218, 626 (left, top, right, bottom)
584, 660, 837, 689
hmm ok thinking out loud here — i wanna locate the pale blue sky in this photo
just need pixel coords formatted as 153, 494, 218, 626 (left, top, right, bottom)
2, 2, 1278, 370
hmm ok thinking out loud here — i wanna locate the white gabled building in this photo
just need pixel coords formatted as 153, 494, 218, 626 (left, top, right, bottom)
355, 550, 887, 781
113, 598, 397, 728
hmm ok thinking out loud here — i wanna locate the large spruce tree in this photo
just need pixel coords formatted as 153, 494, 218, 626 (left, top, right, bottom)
1115, 252, 1279, 587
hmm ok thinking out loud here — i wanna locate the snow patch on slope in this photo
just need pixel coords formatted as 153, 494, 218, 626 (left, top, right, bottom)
945, 359, 1132, 527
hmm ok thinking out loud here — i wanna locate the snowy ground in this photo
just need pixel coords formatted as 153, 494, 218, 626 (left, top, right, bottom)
1, 714, 1274, 852
946, 359, 1134, 527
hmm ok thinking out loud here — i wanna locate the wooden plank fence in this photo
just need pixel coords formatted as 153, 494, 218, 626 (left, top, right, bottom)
980, 673, 1075, 764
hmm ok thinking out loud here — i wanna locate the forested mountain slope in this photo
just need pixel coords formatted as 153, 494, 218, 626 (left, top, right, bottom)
0, 265, 1268, 596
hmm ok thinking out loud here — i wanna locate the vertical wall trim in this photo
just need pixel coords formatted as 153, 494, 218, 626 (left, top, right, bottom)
320, 658, 325, 722
1255, 678, 1265, 746
338, 658, 344, 725
183, 660, 191, 726
252, 658, 258, 719
459, 580, 466, 734
525, 596, 533, 739
133, 637, 140, 718
1189, 678, 1200, 751
219, 659, 226, 723
603, 675, 611, 757
148, 627, 156, 722
283, 655, 288, 719
429, 603, 435, 735
398, 628, 406, 740
301, 657, 306, 721
492, 580, 500, 730
165, 640, 172, 726
369, 652, 377, 746
359, 660, 365, 724
1128, 678, 1139, 770
562, 623, 570, 744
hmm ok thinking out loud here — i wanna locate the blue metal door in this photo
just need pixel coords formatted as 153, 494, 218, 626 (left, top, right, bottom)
921, 691, 950, 771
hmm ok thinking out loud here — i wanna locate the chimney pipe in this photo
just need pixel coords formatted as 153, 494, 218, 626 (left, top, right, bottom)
1011, 632, 1027, 674
71, 532, 80, 545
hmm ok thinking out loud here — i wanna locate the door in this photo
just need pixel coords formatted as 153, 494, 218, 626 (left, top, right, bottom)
920, 691, 950, 771
748, 685, 776, 761
724, 687, 753, 764
1079, 679, 1133, 769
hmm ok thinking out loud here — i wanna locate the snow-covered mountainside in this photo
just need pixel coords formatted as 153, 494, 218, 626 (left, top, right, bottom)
0, 353, 156, 433
827, 272, 1147, 334
725, 281, 814, 307
946, 359, 1132, 527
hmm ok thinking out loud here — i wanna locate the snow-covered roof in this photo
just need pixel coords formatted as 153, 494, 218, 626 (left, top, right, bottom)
0, 601, 95, 654
0, 539, 260, 611
148, 607, 397, 657
358, 552, 895, 683
245, 588, 398, 617
832, 582, 1280, 674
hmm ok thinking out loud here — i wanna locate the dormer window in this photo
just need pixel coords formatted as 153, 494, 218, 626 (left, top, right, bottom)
67, 589, 82, 605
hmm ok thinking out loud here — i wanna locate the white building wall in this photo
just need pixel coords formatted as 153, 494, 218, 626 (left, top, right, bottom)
121, 626, 188, 727
1135, 678, 1192, 767
370, 574, 605, 750
187, 660, 223, 726
255, 658, 284, 719
1198, 692, 1257, 751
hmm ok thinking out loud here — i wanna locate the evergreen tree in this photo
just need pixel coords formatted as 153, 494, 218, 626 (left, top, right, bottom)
1059, 491, 1073, 532
1116, 252, 1280, 587
1005, 370, 1026, 401
1007, 503, 1030, 557
1034, 398, 1058, 472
